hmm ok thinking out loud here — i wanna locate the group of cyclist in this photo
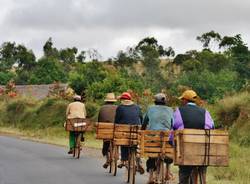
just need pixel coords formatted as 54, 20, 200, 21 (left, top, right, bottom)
66, 89, 214, 184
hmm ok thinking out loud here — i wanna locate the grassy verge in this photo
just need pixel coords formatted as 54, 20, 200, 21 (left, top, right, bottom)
0, 126, 102, 149
208, 143, 250, 184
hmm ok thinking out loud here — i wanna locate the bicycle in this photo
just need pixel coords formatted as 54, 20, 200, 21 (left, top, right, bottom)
139, 130, 174, 184
65, 118, 91, 159
109, 141, 119, 176
189, 166, 206, 184
113, 124, 140, 184
72, 131, 84, 159
96, 122, 119, 176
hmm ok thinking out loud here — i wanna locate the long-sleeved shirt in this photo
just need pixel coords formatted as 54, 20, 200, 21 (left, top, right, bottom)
98, 104, 117, 123
142, 105, 173, 130
115, 103, 142, 125
66, 101, 87, 119
173, 103, 214, 130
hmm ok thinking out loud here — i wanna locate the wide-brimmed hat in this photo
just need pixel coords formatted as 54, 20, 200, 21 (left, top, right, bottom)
179, 90, 198, 102
119, 92, 132, 100
104, 93, 117, 102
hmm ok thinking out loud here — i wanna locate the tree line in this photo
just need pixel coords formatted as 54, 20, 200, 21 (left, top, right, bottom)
0, 31, 249, 103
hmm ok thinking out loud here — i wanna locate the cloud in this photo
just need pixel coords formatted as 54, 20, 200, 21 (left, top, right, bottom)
0, 0, 250, 59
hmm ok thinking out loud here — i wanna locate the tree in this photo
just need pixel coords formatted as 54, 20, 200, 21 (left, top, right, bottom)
59, 47, 78, 65
76, 51, 86, 63
15, 45, 36, 71
196, 50, 232, 72
135, 37, 175, 60
86, 49, 102, 61
114, 50, 136, 68
0, 42, 16, 71
29, 57, 67, 84
69, 62, 107, 95
43, 37, 59, 58
133, 37, 175, 90
0, 71, 15, 85
197, 31, 221, 50
173, 54, 192, 65
174, 69, 238, 103
220, 34, 250, 82
182, 59, 202, 72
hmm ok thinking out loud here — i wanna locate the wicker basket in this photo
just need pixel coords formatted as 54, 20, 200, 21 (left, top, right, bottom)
65, 118, 92, 132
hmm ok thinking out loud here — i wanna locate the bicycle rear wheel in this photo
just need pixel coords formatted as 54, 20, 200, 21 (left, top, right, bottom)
127, 151, 136, 184
110, 145, 118, 176
155, 159, 165, 184
75, 133, 82, 159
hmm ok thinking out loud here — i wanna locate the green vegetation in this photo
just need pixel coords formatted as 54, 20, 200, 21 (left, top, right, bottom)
1, 31, 250, 183
1, 91, 250, 183
0, 31, 249, 103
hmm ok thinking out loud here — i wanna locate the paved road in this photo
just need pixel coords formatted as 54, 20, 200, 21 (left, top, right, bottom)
0, 135, 147, 184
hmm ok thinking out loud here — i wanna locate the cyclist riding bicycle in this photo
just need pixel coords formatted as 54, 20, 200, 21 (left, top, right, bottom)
142, 93, 174, 183
98, 93, 117, 169
173, 90, 214, 184
115, 92, 144, 174
66, 95, 87, 154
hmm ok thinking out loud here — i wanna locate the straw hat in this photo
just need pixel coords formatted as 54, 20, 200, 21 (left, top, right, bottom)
104, 93, 117, 102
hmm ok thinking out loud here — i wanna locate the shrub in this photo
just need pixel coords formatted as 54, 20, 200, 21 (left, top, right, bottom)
174, 69, 238, 103
214, 91, 250, 146
0, 71, 15, 85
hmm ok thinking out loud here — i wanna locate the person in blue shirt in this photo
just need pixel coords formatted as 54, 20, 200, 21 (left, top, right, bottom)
115, 92, 144, 174
142, 93, 174, 183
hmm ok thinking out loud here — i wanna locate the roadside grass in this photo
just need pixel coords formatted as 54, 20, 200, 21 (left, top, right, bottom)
207, 143, 250, 184
0, 126, 102, 149
1, 92, 250, 183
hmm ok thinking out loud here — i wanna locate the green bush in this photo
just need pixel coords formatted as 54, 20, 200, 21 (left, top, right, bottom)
0, 71, 16, 85
85, 101, 100, 120
174, 69, 238, 103
69, 62, 107, 95
214, 91, 250, 146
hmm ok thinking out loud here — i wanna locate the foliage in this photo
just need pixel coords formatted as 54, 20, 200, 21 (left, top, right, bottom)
213, 91, 250, 146
43, 37, 59, 58
114, 50, 137, 68
59, 47, 78, 65
69, 62, 107, 95
86, 72, 144, 100
28, 57, 67, 84
0, 71, 15, 85
174, 69, 238, 103
197, 30, 221, 49
0, 42, 17, 71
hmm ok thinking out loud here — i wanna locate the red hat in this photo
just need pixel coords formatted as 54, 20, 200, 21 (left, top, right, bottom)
120, 92, 132, 100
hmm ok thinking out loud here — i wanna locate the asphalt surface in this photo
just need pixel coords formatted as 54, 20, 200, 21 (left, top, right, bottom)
0, 135, 147, 184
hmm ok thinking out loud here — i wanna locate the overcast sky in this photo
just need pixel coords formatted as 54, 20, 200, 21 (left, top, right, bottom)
0, 0, 250, 60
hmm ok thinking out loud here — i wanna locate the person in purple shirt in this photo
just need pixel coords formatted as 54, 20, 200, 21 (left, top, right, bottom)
173, 90, 214, 184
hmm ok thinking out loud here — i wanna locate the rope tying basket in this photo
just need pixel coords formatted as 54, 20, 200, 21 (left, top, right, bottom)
174, 129, 229, 166
65, 118, 92, 132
